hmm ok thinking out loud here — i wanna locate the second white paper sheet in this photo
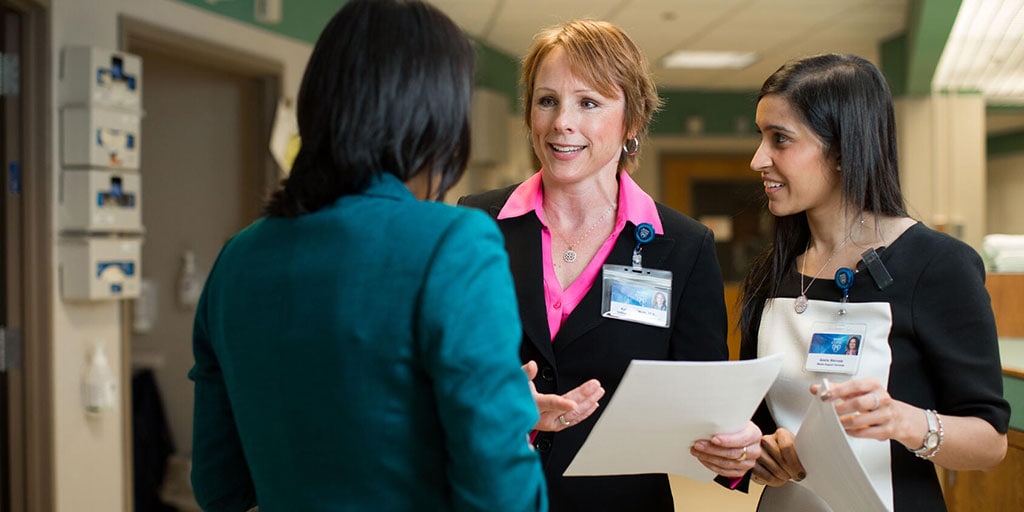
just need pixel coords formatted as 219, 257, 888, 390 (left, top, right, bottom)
563, 354, 783, 481
792, 389, 890, 512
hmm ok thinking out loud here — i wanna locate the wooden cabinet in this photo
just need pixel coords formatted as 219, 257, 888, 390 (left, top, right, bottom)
943, 429, 1024, 511
942, 273, 1024, 510
986, 273, 1024, 338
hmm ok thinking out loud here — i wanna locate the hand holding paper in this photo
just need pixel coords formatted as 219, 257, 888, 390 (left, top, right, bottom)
563, 354, 783, 481
753, 427, 806, 486
789, 379, 890, 511
690, 421, 763, 478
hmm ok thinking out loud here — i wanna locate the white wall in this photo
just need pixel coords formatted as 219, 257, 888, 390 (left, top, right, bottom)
49, 1, 311, 510
448, 112, 536, 202
896, 93, 987, 250
988, 152, 1024, 235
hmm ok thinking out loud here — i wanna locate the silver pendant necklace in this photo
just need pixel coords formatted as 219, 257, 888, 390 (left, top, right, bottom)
558, 204, 616, 264
796, 235, 852, 314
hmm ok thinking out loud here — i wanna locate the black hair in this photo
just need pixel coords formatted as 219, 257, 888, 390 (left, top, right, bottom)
264, 0, 474, 216
740, 54, 907, 346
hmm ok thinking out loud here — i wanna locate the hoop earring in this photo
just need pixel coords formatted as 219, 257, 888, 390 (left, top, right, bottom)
623, 136, 639, 156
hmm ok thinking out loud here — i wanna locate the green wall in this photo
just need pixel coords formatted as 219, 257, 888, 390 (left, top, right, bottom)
988, 106, 1024, 157
176, 0, 338, 44
989, 130, 1024, 157
175, 0, 519, 107
1005, 375, 1024, 431
652, 90, 758, 136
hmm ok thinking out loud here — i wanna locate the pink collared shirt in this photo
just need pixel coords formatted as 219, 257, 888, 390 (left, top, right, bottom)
497, 171, 664, 341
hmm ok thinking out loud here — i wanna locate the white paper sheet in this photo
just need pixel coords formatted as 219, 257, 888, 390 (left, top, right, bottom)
793, 388, 889, 512
563, 354, 783, 481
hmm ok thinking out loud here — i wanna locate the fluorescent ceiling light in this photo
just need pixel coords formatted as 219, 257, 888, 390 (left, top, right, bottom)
662, 51, 759, 69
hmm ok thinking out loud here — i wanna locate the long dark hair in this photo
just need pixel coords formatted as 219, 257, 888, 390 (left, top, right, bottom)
265, 0, 474, 216
739, 54, 907, 348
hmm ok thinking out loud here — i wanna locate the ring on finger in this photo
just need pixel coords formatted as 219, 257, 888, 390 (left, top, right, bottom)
869, 392, 880, 411
735, 445, 748, 462
558, 414, 571, 426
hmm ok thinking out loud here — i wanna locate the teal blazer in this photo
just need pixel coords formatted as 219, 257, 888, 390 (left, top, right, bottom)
190, 174, 546, 511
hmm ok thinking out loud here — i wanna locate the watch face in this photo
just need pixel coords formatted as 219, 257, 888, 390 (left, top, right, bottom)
925, 432, 940, 449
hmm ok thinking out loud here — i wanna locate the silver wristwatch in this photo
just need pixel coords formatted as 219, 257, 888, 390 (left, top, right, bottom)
910, 409, 943, 459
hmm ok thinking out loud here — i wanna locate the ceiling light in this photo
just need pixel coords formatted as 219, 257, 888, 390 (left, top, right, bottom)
662, 51, 759, 70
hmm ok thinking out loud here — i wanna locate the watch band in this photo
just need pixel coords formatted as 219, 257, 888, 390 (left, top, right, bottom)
911, 409, 944, 459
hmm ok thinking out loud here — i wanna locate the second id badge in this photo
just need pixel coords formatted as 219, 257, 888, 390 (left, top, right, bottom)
804, 321, 867, 374
600, 264, 673, 328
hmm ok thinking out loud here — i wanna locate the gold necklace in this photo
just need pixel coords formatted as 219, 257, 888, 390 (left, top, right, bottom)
557, 204, 616, 264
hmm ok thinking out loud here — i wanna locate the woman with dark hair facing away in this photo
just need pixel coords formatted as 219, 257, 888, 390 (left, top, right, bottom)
741, 53, 1009, 510
188, 1, 546, 510
460, 19, 762, 511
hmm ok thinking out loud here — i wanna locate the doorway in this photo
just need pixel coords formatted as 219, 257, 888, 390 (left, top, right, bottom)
1, 0, 51, 510
661, 154, 767, 360
121, 19, 281, 511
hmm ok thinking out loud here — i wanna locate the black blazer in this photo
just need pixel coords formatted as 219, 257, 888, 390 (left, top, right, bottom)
461, 184, 729, 512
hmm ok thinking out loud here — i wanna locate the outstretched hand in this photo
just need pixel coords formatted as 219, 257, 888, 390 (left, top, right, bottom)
522, 361, 605, 432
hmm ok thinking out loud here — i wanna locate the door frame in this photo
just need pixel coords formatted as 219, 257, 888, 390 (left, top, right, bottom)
1, 0, 53, 510
660, 152, 762, 361
118, 18, 282, 510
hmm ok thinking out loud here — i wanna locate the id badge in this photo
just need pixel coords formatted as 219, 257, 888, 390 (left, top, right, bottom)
804, 322, 867, 374
600, 264, 673, 328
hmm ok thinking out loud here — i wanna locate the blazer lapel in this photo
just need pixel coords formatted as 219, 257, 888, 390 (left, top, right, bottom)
499, 215, 557, 367
553, 222, 678, 351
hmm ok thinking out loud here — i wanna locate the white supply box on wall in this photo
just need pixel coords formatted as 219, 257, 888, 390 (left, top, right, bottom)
59, 45, 147, 302
60, 237, 142, 301
60, 169, 143, 233
61, 107, 141, 170
60, 46, 142, 111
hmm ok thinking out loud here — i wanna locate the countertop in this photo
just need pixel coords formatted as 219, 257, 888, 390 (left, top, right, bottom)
1000, 338, 1024, 431
1001, 337, 1024, 379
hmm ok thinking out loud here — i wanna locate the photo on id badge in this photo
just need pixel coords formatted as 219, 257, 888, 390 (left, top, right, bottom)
605, 280, 669, 327
805, 324, 866, 374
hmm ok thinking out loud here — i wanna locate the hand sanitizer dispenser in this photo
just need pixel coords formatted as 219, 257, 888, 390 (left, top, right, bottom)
82, 343, 117, 415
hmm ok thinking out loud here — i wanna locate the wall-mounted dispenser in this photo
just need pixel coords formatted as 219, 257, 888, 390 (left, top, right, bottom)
178, 250, 204, 309
60, 169, 143, 233
82, 342, 118, 415
59, 45, 145, 303
60, 237, 142, 300
60, 46, 142, 111
61, 107, 141, 169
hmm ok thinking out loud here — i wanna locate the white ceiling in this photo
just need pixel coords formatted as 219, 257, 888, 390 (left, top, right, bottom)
427, 0, 1024, 132
428, 0, 909, 91
934, 0, 1024, 105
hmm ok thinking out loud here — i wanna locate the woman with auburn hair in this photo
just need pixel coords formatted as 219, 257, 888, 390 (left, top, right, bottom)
462, 19, 760, 511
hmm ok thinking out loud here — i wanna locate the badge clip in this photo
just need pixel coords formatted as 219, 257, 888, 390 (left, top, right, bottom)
632, 223, 655, 270
860, 248, 893, 290
835, 267, 855, 316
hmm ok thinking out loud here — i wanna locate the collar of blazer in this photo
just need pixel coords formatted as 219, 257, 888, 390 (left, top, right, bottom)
498, 211, 677, 366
